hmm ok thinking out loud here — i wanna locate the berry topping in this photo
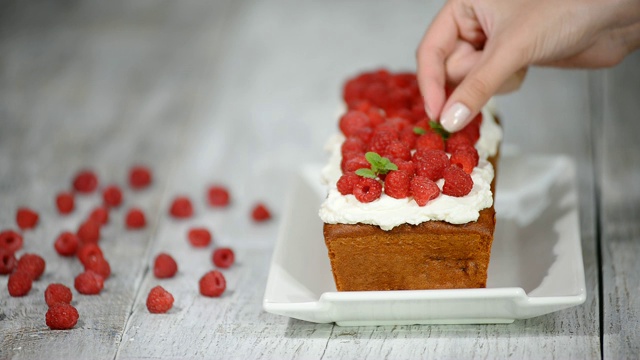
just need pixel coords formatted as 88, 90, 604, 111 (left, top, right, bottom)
0, 230, 23, 254
251, 203, 271, 222
8, 271, 32, 297
146, 286, 174, 314
450, 145, 479, 174
207, 186, 230, 207
415, 131, 445, 152
341, 137, 367, 156
16, 207, 39, 230
125, 208, 146, 229
102, 185, 123, 207
410, 176, 441, 206
46, 304, 79, 330
384, 170, 411, 199
413, 149, 450, 181
89, 206, 109, 225
353, 177, 383, 203
129, 165, 152, 189
77, 220, 100, 244
343, 155, 370, 173
394, 159, 416, 177
169, 196, 193, 219
0, 248, 17, 275
399, 127, 418, 149
83, 256, 111, 279
445, 132, 473, 154
383, 140, 411, 161
153, 253, 178, 279
336, 173, 360, 195
368, 130, 398, 155
44, 283, 73, 306
55, 192, 75, 214
54, 232, 80, 257
442, 165, 474, 197
74, 270, 104, 295
212, 248, 235, 269
339, 110, 371, 137
187, 228, 212, 248
199, 270, 226, 297
73, 170, 98, 193
17, 253, 46, 280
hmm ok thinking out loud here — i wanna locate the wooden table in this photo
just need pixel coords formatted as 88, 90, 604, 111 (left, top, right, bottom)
1, 1, 638, 358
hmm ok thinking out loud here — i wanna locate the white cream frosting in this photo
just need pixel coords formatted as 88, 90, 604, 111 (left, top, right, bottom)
319, 107, 503, 231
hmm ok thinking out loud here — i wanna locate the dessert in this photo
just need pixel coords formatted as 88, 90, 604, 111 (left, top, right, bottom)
320, 69, 502, 291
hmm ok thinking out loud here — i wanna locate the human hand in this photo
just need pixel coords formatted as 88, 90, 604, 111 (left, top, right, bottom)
417, 0, 640, 132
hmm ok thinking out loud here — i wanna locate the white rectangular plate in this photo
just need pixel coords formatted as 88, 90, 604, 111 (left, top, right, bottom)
263, 153, 586, 326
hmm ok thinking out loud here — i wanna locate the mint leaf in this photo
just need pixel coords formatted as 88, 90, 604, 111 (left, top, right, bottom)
429, 121, 450, 140
365, 152, 382, 165
355, 168, 377, 179
413, 126, 427, 135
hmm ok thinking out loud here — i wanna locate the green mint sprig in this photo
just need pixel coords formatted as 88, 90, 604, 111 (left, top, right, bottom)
413, 126, 427, 135
355, 152, 398, 179
429, 121, 450, 140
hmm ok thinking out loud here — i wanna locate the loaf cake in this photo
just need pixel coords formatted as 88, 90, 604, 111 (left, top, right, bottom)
319, 69, 502, 291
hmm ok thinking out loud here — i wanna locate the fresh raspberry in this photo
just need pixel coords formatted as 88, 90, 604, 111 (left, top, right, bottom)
146, 286, 174, 314
351, 100, 373, 112
102, 185, 123, 207
382, 117, 412, 132
414, 119, 429, 132
83, 256, 111, 279
125, 208, 146, 229
169, 196, 193, 219
343, 155, 370, 173
383, 141, 411, 161
17, 253, 46, 280
8, 271, 32, 297
0, 230, 23, 254
450, 146, 479, 174
399, 127, 418, 149
55, 192, 75, 214
343, 79, 366, 105
390, 72, 416, 87
89, 206, 109, 225
77, 243, 103, 266
384, 171, 411, 199
187, 228, 212, 248
153, 253, 178, 279
199, 270, 226, 297
0, 248, 17, 275
413, 149, 450, 181
74, 270, 104, 295
367, 108, 386, 128
251, 203, 271, 222
212, 248, 235, 269
394, 159, 416, 177
368, 130, 398, 155
443, 165, 474, 197
386, 108, 415, 123
410, 176, 441, 206
54, 232, 80, 257
364, 83, 389, 110
445, 132, 473, 153
339, 110, 371, 137
46, 303, 79, 330
44, 283, 73, 306
129, 165, 152, 189
341, 137, 366, 156
207, 186, 230, 207
353, 177, 383, 203
415, 132, 445, 152
77, 220, 100, 244
352, 126, 373, 144
73, 170, 98, 193
336, 173, 360, 195
16, 207, 39, 230
460, 120, 481, 145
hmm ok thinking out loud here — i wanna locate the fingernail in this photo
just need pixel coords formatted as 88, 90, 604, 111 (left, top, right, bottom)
440, 102, 471, 132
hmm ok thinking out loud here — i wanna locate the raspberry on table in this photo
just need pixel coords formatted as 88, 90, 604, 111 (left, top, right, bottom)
125, 208, 146, 229
77, 243, 104, 266
55, 192, 75, 214
415, 131, 445, 152
442, 165, 474, 197
102, 185, 123, 207
383, 140, 411, 161
450, 145, 479, 174
0, 248, 17, 275
17, 253, 46, 280
199, 270, 226, 297
410, 176, 441, 206
77, 220, 101, 244
353, 177, 383, 203
74, 270, 104, 295
16, 207, 39, 230
83, 256, 111, 279
212, 248, 234, 269
207, 186, 230, 207
169, 196, 194, 219
129, 165, 152, 189
251, 203, 272, 222
384, 170, 411, 199
73, 170, 98, 194
8, 271, 33, 297
54, 232, 80, 257
0, 230, 23, 254
146, 286, 174, 314
89, 206, 109, 225
44, 283, 73, 306
187, 228, 212, 248
339, 110, 371, 137
153, 253, 178, 279
336, 173, 360, 195
413, 149, 450, 181
46, 303, 79, 330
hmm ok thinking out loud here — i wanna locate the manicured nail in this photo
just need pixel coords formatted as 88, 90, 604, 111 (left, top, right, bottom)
440, 102, 470, 132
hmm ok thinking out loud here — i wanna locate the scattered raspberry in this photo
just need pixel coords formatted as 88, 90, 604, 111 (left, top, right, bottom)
341, 137, 366, 156
251, 203, 271, 222
169, 196, 193, 219
129, 165, 152, 189
212, 248, 235, 269
415, 132, 445, 152
77, 220, 100, 244
77, 243, 103, 266
353, 177, 383, 203
73, 170, 98, 193
187, 228, 212, 248
0, 230, 23, 254
89, 206, 109, 225
0, 248, 17, 275
445, 132, 473, 153
17, 253, 46, 280
395, 159, 416, 177
199, 270, 226, 297
207, 186, 230, 207
343, 155, 370, 173
125, 208, 146, 229
16, 207, 39, 230
83, 256, 111, 279
8, 271, 32, 297
55, 192, 75, 214
450, 146, 479, 174
74, 270, 104, 295
46, 303, 79, 330
383, 140, 411, 161
146, 286, 174, 314
102, 185, 123, 207
44, 283, 73, 306
443, 166, 474, 197
153, 253, 178, 279
54, 232, 80, 257
336, 173, 360, 195
368, 130, 398, 155
384, 171, 411, 199
410, 176, 441, 206
413, 149, 450, 181
339, 110, 371, 137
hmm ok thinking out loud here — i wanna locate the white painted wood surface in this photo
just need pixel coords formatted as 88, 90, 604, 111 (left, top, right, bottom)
1, 0, 636, 358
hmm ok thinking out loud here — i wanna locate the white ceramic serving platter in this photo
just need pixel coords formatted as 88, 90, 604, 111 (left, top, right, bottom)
263, 153, 586, 326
